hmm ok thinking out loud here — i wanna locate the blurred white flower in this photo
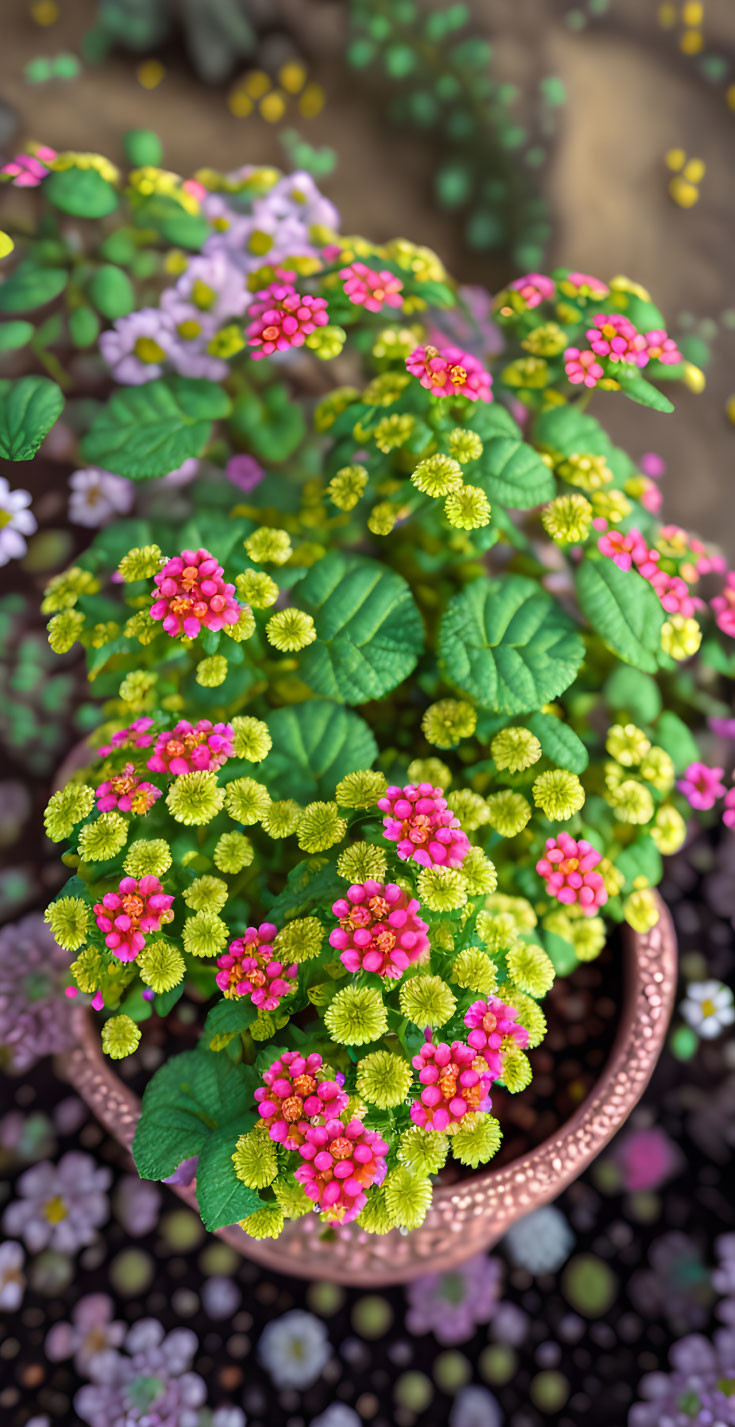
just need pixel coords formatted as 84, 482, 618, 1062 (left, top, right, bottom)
681, 980, 735, 1039
258, 1309, 330, 1388
0, 476, 36, 565
68, 467, 133, 527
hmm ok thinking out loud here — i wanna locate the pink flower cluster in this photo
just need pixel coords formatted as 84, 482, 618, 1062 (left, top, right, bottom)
150, 548, 240, 639
146, 720, 234, 776
94, 763, 161, 815
96, 717, 154, 758
564, 272, 609, 299
597, 527, 660, 578
597, 528, 703, 617
536, 833, 608, 916
378, 782, 470, 870
712, 572, 735, 638
215, 924, 297, 1010
329, 880, 430, 979
255, 1051, 348, 1150
564, 313, 681, 390
723, 789, 735, 828
564, 348, 603, 388
587, 313, 649, 367
246, 274, 329, 357
509, 273, 554, 308
294, 1117, 388, 1223
93, 876, 174, 962
406, 344, 493, 401
1, 145, 56, 187
340, 262, 403, 313
464, 997, 530, 1079
677, 762, 726, 812
411, 1036, 492, 1132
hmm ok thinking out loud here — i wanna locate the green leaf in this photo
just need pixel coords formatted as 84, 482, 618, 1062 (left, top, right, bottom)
575, 558, 664, 672
0, 320, 34, 351
88, 263, 135, 318
438, 574, 585, 714
195, 1123, 262, 1231
0, 376, 65, 460
261, 700, 378, 802
618, 371, 675, 413
132, 194, 210, 250
203, 996, 258, 1050
133, 1047, 253, 1180
475, 437, 555, 508
230, 383, 306, 463
295, 552, 425, 704
534, 403, 634, 483
603, 666, 662, 724
653, 710, 700, 773
45, 167, 119, 218
265, 856, 343, 922
81, 376, 231, 479
526, 711, 589, 773
615, 835, 662, 890
0, 260, 67, 313
68, 306, 101, 348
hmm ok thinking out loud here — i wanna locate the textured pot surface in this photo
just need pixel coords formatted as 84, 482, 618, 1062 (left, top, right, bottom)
64, 898, 677, 1285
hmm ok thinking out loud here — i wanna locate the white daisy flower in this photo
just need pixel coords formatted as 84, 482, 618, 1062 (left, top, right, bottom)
680, 979, 735, 1039
0, 476, 36, 565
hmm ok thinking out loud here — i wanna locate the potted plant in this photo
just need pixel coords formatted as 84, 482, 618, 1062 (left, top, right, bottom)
2, 144, 729, 1283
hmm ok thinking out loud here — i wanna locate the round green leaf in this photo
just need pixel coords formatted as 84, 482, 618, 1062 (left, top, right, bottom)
45, 167, 119, 219
124, 128, 163, 167
88, 264, 135, 318
294, 552, 425, 704
438, 574, 585, 714
68, 306, 100, 348
0, 320, 34, 352
0, 376, 65, 460
0, 261, 67, 313
261, 700, 378, 802
575, 558, 664, 673
81, 376, 232, 480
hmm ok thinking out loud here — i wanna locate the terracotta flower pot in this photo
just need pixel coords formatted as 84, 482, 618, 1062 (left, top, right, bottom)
62, 898, 677, 1285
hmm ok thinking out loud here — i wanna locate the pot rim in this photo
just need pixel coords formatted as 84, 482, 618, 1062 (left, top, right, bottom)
62, 894, 676, 1285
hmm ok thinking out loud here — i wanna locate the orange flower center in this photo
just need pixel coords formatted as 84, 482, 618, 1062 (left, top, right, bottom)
330, 1137, 353, 1161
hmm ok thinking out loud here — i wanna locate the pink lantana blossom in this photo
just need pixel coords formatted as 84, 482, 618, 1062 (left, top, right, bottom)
339, 262, 403, 313
254, 1051, 348, 1150
597, 527, 660, 578
146, 720, 234, 777
677, 762, 726, 812
295, 1117, 388, 1223
150, 548, 240, 640
536, 833, 608, 916
411, 1035, 492, 1132
644, 330, 683, 365
246, 275, 329, 357
564, 272, 609, 299
723, 789, 735, 828
215, 924, 297, 1010
711, 573, 735, 638
509, 273, 555, 308
650, 571, 699, 618
563, 347, 604, 388
586, 313, 649, 367
93, 876, 174, 962
94, 763, 161, 815
96, 717, 154, 758
406, 344, 493, 401
328, 880, 429, 979
1, 145, 56, 186
378, 782, 470, 870
464, 997, 530, 1079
